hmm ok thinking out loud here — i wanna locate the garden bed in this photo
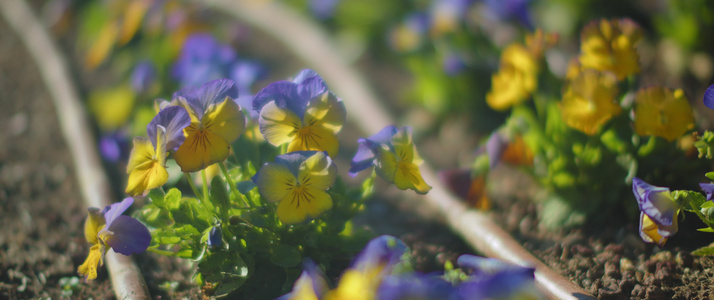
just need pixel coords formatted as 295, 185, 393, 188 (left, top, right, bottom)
2, 1, 714, 300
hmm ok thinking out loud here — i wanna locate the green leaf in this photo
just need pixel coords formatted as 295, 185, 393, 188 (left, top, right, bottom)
138, 205, 171, 228
210, 176, 230, 213
692, 245, 714, 256
164, 188, 182, 210
148, 189, 166, 208
697, 227, 714, 233
270, 244, 302, 268
214, 277, 248, 298
706, 172, 714, 181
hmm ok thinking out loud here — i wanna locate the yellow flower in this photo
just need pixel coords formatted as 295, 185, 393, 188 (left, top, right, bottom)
126, 106, 190, 196
255, 151, 336, 224
172, 79, 246, 172
579, 19, 642, 80
633, 87, 694, 141
486, 44, 538, 111
374, 128, 432, 194
560, 70, 621, 135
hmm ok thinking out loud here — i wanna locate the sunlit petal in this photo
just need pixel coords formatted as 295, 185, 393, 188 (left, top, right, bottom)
84, 207, 105, 245
204, 98, 246, 143
393, 162, 432, 194
255, 163, 297, 203
298, 152, 337, 190
304, 92, 346, 133
287, 125, 340, 158
259, 101, 302, 146
125, 137, 168, 196
173, 122, 231, 172
276, 187, 332, 224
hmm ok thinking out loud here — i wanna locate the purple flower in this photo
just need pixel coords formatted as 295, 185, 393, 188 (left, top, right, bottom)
131, 60, 157, 94
701, 182, 714, 201
276, 260, 328, 300
147, 106, 191, 151
632, 177, 679, 246
252, 69, 346, 157
252, 69, 329, 118
99, 131, 131, 163
351, 235, 407, 274
349, 125, 399, 176
172, 78, 239, 121
78, 198, 151, 281
171, 33, 238, 88
377, 274, 454, 300
456, 255, 539, 299
310, 0, 341, 20
485, 131, 508, 170
704, 84, 714, 110
484, 0, 534, 29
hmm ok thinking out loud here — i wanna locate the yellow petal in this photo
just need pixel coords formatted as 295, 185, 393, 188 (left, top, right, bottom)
85, 22, 118, 70
256, 163, 297, 203
634, 87, 694, 141
276, 187, 333, 224
204, 98, 246, 144
375, 147, 399, 183
297, 152, 336, 190
304, 92, 346, 134
640, 214, 667, 246
174, 122, 231, 172
117, 0, 149, 45
84, 208, 106, 245
78, 244, 105, 281
394, 162, 432, 194
325, 270, 373, 300
287, 125, 340, 158
125, 137, 168, 195
259, 101, 302, 146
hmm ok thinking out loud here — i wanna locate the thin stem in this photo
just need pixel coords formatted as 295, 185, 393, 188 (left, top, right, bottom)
220, 162, 253, 208
201, 169, 210, 203
185, 172, 201, 200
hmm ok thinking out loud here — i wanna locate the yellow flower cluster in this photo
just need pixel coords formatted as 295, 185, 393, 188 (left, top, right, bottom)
486, 44, 538, 111
579, 19, 642, 80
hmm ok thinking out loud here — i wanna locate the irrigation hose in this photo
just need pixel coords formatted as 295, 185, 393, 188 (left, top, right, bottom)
0, 0, 151, 298
205, 1, 596, 299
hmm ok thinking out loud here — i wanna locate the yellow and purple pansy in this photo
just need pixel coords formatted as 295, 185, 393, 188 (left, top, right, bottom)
125, 105, 191, 196
254, 151, 337, 225
169, 79, 247, 172
632, 177, 680, 246
350, 126, 432, 194
78, 197, 150, 281
456, 255, 541, 299
252, 69, 346, 158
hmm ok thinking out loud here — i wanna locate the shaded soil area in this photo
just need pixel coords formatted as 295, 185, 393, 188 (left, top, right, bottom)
0, 16, 113, 299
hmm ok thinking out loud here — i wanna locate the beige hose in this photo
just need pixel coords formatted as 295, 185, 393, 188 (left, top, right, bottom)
0, 0, 151, 298
203, 1, 595, 299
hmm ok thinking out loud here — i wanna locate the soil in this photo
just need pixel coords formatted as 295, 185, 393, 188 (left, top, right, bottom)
2, 3, 714, 300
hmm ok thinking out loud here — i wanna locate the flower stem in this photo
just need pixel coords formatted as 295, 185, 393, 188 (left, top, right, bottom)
201, 169, 210, 202
185, 172, 201, 200
220, 161, 253, 208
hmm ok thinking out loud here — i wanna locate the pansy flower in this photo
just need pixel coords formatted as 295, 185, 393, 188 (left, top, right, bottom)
254, 151, 337, 224
171, 79, 247, 172
253, 69, 346, 158
456, 255, 541, 299
701, 182, 714, 202
486, 44, 538, 111
325, 235, 408, 300
632, 177, 680, 246
126, 106, 190, 196
78, 197, 151, 281
579, 19, 642, 80
633, 87, 694, 142
276, 260, 328, 300
704, 84, 714, 110
560, 69, 621, 135
350, 126, 432, 194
